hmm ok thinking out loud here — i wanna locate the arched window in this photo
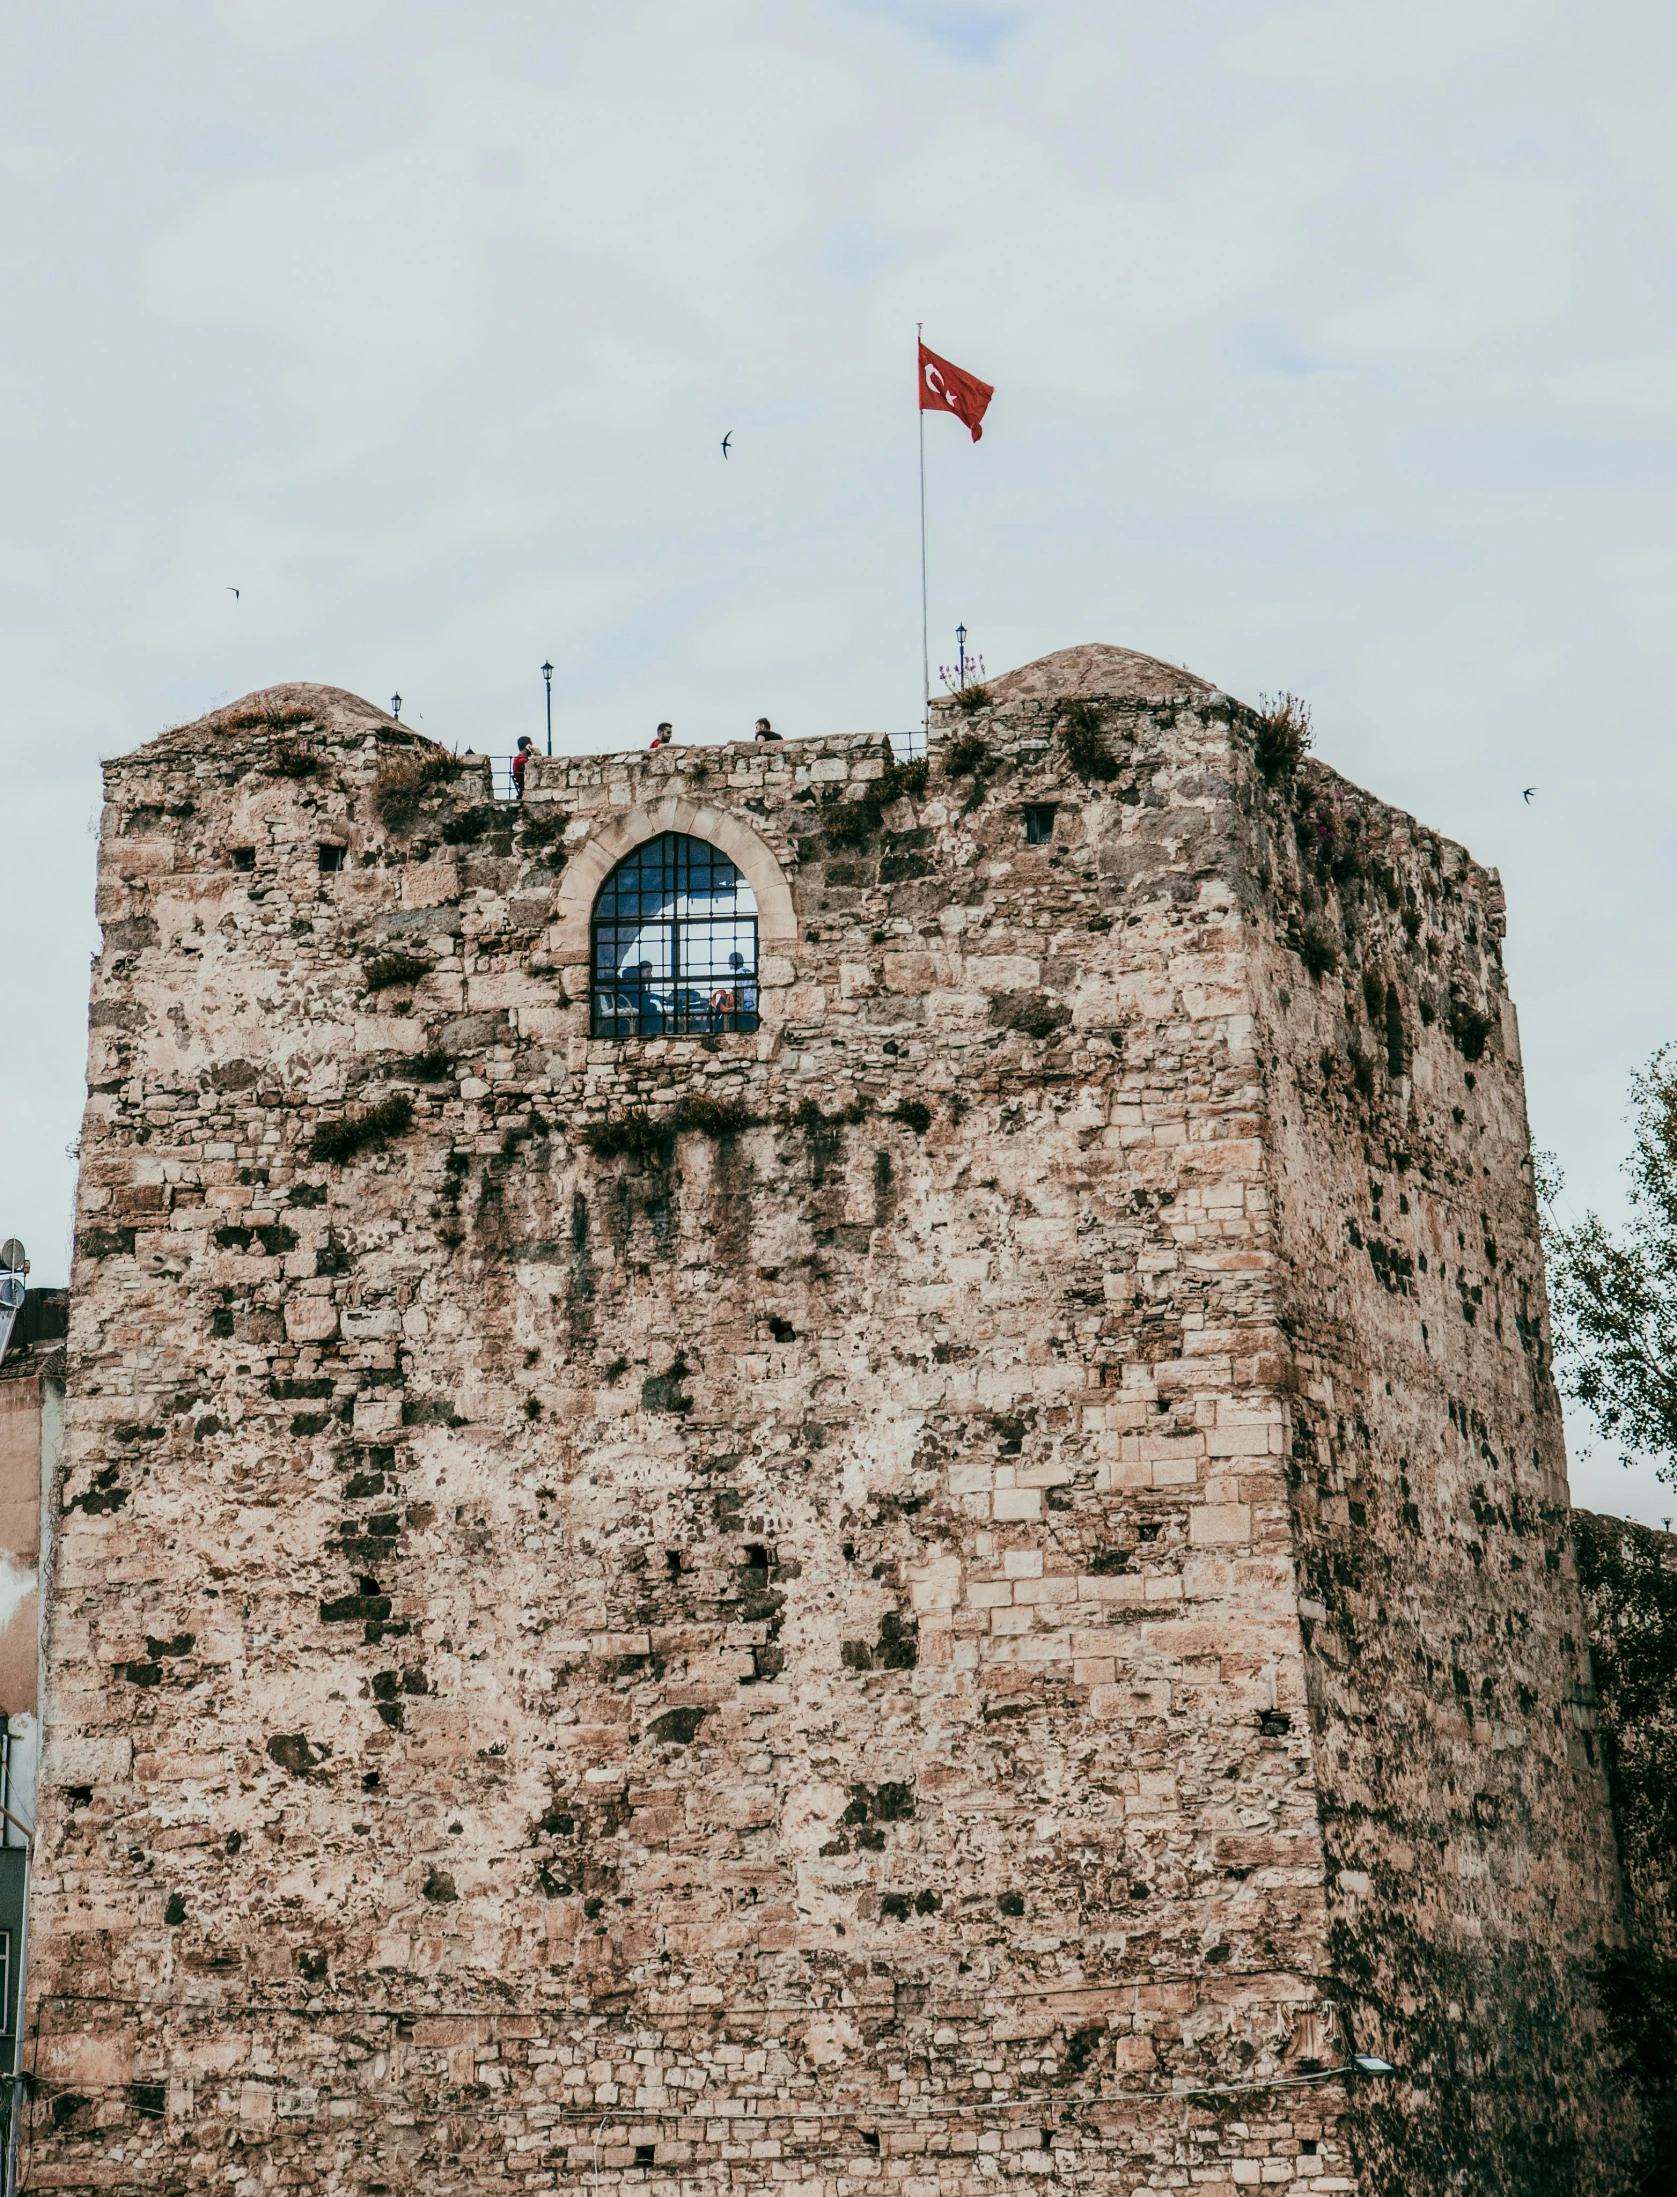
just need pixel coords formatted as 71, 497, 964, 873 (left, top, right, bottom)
591, 834, 760, 1038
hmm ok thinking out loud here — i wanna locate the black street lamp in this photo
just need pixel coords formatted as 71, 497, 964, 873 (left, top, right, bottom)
390, 693, 402, 722
542, 662, 553, 757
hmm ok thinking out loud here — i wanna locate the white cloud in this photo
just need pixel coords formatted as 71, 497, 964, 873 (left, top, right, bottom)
1550, 354, 1677, 413
879, 124, 1345, 397
1326, 176, 1575, 352
1214, 449, 1323, 503
210, 0, 393, 49
1599, 548, 1677, 656
143, 146, 486, 459
694, 592, 858, 674
1225, 0, 1556, 88
1593, 92, 1677, 215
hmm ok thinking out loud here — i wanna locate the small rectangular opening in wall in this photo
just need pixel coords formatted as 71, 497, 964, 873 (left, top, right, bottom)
633, 2145, 656, 2165
318, 844, 347, 872
1024, 805, 1057, 845
231, 847, 256, 872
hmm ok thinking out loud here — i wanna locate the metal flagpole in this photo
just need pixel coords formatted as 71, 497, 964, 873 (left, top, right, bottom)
917, 323, 930, 741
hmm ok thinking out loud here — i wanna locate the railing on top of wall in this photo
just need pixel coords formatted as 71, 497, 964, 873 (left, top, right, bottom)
481, 730, 931, 802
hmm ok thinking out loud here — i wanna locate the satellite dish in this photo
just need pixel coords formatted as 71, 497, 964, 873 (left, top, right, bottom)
0, 1278, 22, 1313
0, 1241, 23, 1274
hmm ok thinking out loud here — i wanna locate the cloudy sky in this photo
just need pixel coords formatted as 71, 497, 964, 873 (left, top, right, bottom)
4, 0, 1675, 1520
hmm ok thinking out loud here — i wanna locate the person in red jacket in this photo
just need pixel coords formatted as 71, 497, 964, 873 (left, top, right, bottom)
511, 736, 534, 798
649, 722, 675, 749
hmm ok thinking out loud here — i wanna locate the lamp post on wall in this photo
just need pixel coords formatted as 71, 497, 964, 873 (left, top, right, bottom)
956, 624, 968, 691
542, 662, 553, 757
390, 693, 402, 722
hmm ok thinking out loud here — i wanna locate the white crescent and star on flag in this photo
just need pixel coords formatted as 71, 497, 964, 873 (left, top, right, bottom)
916, 338, 994, 442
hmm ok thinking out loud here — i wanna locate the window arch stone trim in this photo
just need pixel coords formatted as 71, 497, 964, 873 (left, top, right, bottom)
552, 797, 797, 980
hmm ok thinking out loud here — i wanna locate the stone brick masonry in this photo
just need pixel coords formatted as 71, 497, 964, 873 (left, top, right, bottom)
23, 649, 1638, 2193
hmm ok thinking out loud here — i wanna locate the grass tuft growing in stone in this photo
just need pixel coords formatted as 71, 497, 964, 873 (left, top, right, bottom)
793, 1095, 870, 1131
372, 748, 459, 831
1449, 999, 1496, 1062
1058, 700, 1120, 782
1254, 692, 1313, 781
265, 742, 320, 778
582, 1112, 675, 1164
671, 1093, 755, 1138
585, 1095, 758, 1161
218, 701, 318, 736
309, 1096, 414, 1164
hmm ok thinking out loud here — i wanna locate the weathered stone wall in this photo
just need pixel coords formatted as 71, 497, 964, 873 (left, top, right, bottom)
1239, 758, 1636, 2191
23, 665, 1634, 2195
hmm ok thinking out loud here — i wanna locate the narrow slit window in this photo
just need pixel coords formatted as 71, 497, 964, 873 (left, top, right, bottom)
318, 844, 347, 873
591, 834, 759, 1038
1024, 805, 1057, 845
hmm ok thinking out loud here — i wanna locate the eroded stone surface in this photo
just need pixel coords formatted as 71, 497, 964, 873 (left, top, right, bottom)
26, 667, 1636, 2193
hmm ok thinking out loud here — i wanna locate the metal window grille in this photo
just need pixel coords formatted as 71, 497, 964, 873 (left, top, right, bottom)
1024, 805, 1057, 845
591, 834, 760, 1038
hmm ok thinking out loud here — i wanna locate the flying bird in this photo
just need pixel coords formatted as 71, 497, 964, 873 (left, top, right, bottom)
1522, 786, 1537, 803
226, 586, 239, 599
720, 432, 732, 459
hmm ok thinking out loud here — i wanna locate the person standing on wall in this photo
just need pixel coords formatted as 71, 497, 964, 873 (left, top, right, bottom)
649, 722, 675, 749
511, 735, 534, 798
754, 717, 782, 742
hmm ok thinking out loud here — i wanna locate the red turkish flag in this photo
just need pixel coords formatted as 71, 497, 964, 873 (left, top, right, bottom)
918, 341, 993, 442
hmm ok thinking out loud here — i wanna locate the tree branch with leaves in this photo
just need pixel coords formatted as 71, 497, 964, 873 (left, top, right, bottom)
1541, 1047, 1677, 1489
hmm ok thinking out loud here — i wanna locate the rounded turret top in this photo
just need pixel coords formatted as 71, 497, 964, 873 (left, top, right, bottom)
960, 643, 1214, 707
127, 682, 411, 763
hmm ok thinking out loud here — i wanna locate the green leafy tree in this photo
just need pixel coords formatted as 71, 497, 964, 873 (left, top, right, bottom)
1541, 1046, 1677, 1487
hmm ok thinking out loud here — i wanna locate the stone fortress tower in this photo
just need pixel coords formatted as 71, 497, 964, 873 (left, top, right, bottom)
26, 646, 1640, 2194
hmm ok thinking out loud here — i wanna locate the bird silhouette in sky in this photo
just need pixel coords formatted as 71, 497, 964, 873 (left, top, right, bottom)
1522, 786, 1537, 803
720, 432, 732, 459
226, 587, 239, 600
